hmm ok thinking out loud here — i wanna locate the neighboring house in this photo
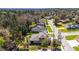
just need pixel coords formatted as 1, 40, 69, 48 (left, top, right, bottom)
29, 32, 48, 45
37, 22, 45, 26
65, 24, 79, 29
45, 16, 52, 19
29, 34, 40, 45
31, 25, 45, 32
75, 17, 79, 24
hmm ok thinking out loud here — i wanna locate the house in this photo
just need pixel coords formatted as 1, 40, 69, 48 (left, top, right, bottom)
37, 22, 45, 26
29, 32, 48, 45
65, 24, 79, 29
29, 34, 40, 45
31, 25, 45, 33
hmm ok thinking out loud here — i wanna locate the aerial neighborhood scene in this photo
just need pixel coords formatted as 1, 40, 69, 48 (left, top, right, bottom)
0, 8, 79, 51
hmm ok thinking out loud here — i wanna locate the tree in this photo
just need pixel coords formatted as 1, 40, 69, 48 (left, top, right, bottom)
2, 41, 18, 51
52, 39, 61, 51
52, 15, 60, 26
24, 36, 29, 49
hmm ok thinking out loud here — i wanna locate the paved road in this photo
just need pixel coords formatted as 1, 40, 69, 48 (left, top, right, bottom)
48, 19, 74, 51
48, 20, 58, 39
61, 33, 74, 51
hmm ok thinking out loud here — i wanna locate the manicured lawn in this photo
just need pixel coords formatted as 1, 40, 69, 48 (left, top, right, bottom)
59, 28, 79, 32
58, 23, 79, 32
58, 28, 68, 32
46, 26, 52, 32
73, 46, 79, 51
66, 35, 78, 40
48, 34, 54, 37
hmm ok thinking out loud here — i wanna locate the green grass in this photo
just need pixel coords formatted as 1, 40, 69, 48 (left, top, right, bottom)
69, 29, 79, 32
73, 46, 79, 51
59, 28, 79, 32
29, 45, 38, 51
66, 35, 78, 40
32, 22, 36, 26
48, 46, 53, 49
59, 28, 68, 32
14, 39, 21, 45
27, 32, 39, 35
58, 23, 79, 32
0, 36, 5, 47
48, 34, 54, 37
46, 26, 52, 32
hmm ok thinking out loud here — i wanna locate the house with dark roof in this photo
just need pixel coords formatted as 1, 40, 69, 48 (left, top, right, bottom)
31, 25, 46, 33
29, 32, 48, 45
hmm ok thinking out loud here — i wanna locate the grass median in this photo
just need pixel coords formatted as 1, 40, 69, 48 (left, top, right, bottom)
46, 26, 52, 32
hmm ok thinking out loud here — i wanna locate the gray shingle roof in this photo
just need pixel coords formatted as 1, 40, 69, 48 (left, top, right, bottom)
29, 32, 47, 41
31, 25, 45, 32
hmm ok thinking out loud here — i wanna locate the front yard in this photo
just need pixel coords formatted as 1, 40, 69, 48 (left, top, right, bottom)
29, 45, 39, 51
73, 46, 79, 51
66, 35, 78, 40
59, 28, 79, 32
57, 23, 79, 32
